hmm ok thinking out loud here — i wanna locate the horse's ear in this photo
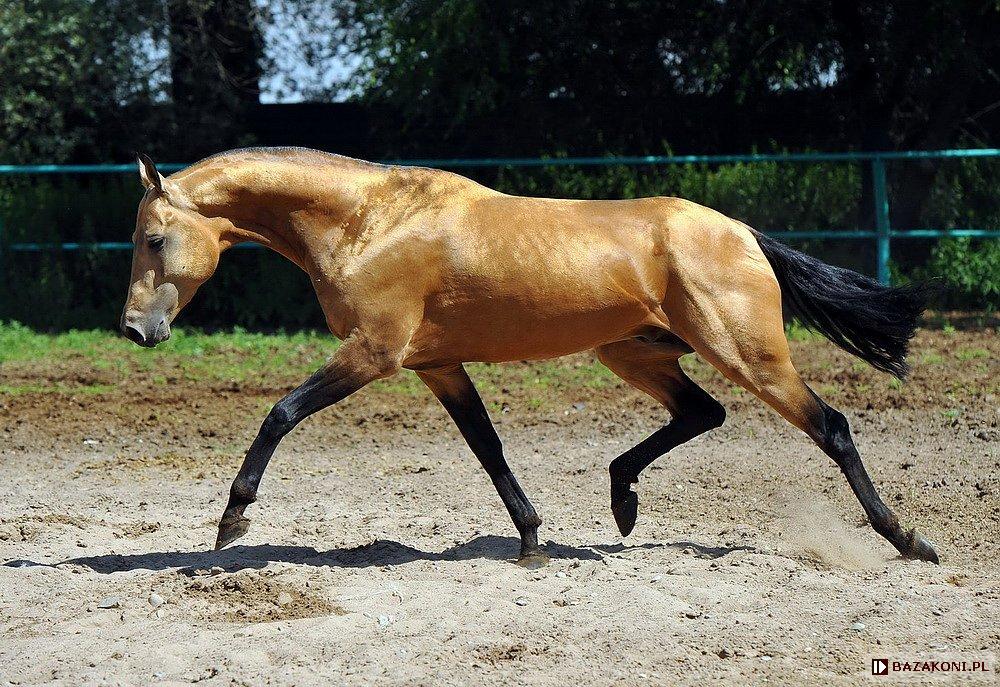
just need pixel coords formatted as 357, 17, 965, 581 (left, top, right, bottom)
137, 152, 165, 194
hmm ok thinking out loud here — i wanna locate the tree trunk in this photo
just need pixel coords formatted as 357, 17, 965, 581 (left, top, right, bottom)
167, 0, 263, 157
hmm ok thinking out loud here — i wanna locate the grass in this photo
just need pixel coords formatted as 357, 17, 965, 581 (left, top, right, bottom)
0, 321, 337, 383
3, 320, 991, 402
0, 383, 116, 396
0, 318, 843, 404
921, 352, 946, 366
783, 319, 825, 342
0, 321, 621, 395
955, 347, 989, 361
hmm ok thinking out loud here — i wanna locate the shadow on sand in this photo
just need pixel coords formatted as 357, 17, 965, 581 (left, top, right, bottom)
4, 536, 753, 575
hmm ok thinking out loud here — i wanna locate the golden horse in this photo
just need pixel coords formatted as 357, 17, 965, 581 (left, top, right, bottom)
120, 147, 938, 566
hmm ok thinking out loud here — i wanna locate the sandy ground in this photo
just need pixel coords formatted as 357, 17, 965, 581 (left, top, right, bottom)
1, 329, 998, 685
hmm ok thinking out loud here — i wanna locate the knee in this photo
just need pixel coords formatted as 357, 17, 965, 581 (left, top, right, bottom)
262, 403, 295, 438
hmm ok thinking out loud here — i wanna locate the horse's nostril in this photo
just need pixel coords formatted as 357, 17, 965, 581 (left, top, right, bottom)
122, 323, 148, 346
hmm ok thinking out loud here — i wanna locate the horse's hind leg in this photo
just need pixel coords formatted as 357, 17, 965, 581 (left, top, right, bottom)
417, 364, 547, 568
672, 277, 939, 562
595, 338, 726, 536
807, 391, 938, 561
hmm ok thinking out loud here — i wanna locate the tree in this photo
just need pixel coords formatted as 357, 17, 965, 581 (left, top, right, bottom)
0, 0, 166, 163
0, 0, 269, 164
347, 1, 998, 149
167, 0, 265, 158
346, 0, 837, 155
346, 0, 1000, 227
826, 0, 1000, 228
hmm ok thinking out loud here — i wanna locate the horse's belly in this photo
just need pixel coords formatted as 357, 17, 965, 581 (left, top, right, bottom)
403, 286, 654, 366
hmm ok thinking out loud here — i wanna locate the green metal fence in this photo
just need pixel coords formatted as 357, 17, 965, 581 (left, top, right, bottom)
1, 148, 999, 287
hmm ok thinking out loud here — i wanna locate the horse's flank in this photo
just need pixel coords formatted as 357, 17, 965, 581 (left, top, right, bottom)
162, 146, 768, 368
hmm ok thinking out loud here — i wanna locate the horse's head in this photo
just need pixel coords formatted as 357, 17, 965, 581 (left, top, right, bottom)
120, 154, 221, 347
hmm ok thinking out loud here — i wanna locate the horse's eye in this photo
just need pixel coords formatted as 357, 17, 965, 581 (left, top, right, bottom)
147, 235, 165, 251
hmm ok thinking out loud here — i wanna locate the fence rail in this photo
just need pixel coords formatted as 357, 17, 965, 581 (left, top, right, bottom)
2, 149, 999, 285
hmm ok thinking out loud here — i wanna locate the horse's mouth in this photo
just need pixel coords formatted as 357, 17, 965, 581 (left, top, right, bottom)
121, 315, 170, 348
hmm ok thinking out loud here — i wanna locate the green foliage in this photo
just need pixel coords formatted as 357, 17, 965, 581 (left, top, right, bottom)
0, 173, 145, 328
0, 0, 166, 163
923, 158, 1000, 231
348, 1, 1000, 157
348, 0, 836, 153
0, 172, 326, 330
0, 0, 264, 164
0, 244, 325, 332
496, 159, 861, 231
915, 238, 1000, 310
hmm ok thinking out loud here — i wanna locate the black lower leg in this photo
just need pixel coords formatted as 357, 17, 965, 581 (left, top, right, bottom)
492, 471, 543, 558
216, 414, 288, 549
419, 367, 544, 564
815, 400, 938, 563
217, 351, 376, 549
453, 405, 544, 561
610, 388, 725, 537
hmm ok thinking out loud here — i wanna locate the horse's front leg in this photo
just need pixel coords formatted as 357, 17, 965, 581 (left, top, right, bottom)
215, 333, 401, 549
417, 364, 547, 568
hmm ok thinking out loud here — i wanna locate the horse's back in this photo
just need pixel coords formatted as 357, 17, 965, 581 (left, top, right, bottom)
450, 192, 773, 302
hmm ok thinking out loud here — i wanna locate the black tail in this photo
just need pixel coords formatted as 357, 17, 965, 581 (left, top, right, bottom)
752, 231, 928, 379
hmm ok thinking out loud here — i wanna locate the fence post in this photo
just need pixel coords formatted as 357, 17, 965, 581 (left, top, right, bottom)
871, 156, 892, 285
0, 216, 5, 316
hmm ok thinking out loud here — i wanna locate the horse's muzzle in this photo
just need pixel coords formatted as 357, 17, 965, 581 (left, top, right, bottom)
120, 312, 170, 348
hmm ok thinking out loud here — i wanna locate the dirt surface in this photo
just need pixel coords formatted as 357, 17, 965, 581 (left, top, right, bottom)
1, 328, 998, 685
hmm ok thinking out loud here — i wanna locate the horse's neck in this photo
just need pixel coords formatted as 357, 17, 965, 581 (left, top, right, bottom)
184, 160, 385, 269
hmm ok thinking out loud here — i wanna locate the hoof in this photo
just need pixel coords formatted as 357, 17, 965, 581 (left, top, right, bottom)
516, 550, 550, 569
215, 514, 250, 550
611, 490, 639, 537
901, 529, 939, 564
